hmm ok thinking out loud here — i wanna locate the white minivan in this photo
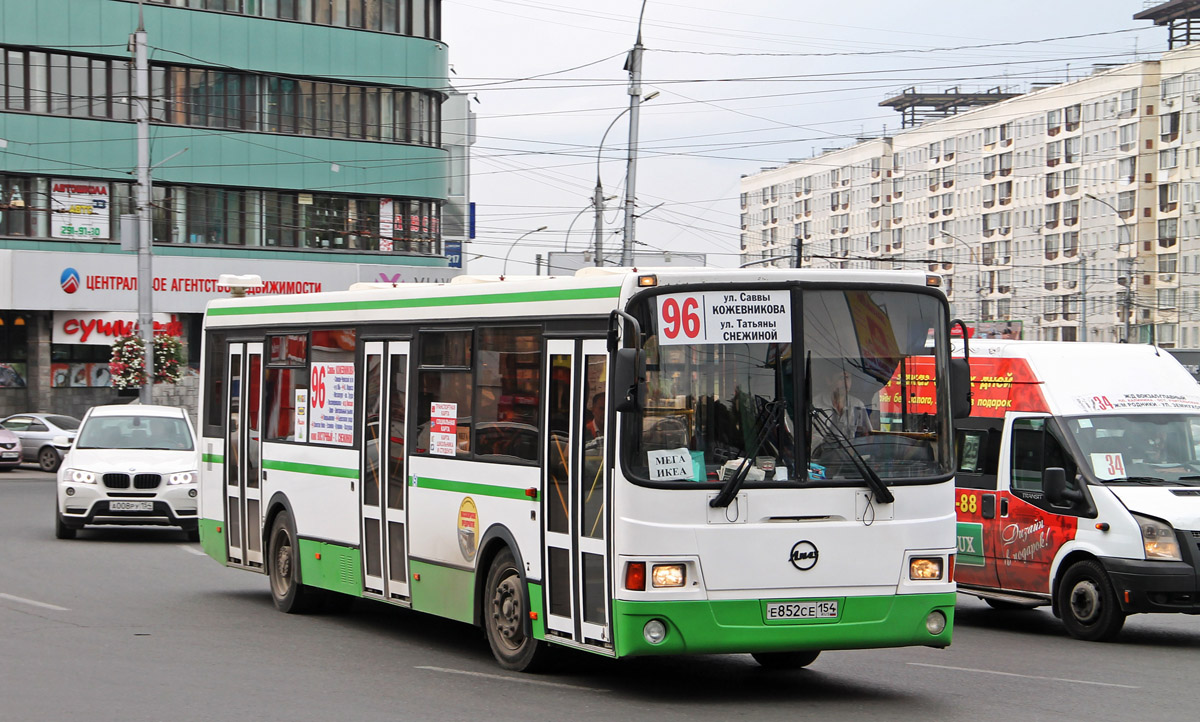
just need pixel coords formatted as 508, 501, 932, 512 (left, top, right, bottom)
56, 404, 201, 541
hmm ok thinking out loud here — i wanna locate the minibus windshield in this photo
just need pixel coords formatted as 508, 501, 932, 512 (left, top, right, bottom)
1065, 413, 1200, 486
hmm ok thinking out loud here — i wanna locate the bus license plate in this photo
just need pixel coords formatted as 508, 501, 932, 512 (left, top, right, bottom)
765, 600, 839, 621
110, 501, 153, 512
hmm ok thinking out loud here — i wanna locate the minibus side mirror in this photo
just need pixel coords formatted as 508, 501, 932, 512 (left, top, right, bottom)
613, 348, 644, 413
1043, 467, 1082, 506
950, 358, 972, 419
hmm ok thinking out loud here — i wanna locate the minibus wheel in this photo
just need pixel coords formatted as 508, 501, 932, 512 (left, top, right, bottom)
268, 510, 322, 614
752, 650, 821, 670
484, 547, 548, 672
1058, 560, 1126, 642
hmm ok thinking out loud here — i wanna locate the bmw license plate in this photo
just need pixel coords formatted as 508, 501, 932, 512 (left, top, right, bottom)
765, 600, 839, 621
110, 501, 154, 512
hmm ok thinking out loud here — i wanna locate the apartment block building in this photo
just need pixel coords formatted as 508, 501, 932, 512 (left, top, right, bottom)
741, 45, 1200, 346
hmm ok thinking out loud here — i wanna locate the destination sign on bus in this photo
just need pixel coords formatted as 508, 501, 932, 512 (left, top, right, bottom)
656, 290, 791, 346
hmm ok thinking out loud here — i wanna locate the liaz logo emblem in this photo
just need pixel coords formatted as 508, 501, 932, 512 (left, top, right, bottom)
61, 268, 81, 294
789, 540, 819, 571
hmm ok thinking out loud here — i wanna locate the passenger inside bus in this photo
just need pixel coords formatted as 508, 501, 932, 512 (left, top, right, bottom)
811, 366, 873, 450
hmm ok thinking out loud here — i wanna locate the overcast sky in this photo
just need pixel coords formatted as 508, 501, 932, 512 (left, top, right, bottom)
441, 1, 1168, 274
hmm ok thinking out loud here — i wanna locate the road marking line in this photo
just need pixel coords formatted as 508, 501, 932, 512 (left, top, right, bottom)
416, 665, 609, 692
0, 593, 70, 612
178, 544, 207, 556
907, 662, 1139, 689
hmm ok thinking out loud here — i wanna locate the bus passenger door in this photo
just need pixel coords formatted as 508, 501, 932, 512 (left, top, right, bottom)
361, 341, 411, 601
542, 339, 611, 649
225, 342, 263, 568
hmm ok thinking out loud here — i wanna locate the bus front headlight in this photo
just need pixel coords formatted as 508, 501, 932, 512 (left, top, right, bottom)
1133, 514, 1181, 561
651, 564, 686, 587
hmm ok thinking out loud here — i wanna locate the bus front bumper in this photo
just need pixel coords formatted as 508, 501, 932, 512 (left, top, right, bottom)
611, 592, 955, 657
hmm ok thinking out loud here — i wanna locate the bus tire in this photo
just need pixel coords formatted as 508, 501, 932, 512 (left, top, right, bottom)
751, 650, 820, 670
483, 547, 547, 672
268, 510, 322, 614
1057, 560, 1126, 642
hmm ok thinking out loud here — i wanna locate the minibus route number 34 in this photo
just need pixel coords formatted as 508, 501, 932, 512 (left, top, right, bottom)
198, 267, 971, 671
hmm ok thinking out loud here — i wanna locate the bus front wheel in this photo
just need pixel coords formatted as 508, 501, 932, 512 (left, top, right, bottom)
268, 510, 322, 614
483, 547, 548, 672
1057, 560, 1126, 642
752, 650, 821, 670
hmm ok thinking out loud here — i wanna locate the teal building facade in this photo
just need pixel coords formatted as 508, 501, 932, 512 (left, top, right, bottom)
0, 0, 458, 417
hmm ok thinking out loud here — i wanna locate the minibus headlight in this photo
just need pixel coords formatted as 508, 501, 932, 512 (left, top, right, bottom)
67, 469, 96, 484
1132, 514, 1181, 561
909, 557, 943, 580
651, 564, 686, 588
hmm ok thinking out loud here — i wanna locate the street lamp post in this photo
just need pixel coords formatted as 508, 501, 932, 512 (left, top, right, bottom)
942, 231, 984, 326
502, 226, 548, 276
1086, 193, 1134, 342
595, 92, 657, 267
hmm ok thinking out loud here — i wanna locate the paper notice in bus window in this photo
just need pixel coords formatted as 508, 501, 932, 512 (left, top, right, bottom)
295, 390, 308, 443
309, 362, 355, 446
430, 402, 458, 457
656, 290, 791, 346
648, 447, 694, 481
1090, 452, 1127, 480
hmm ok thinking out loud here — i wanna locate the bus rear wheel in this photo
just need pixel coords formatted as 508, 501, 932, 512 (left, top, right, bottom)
752, 650, 821, 669
1057, 560, 1126, 642
483, 548, 547, 672
268, 510, 322, 614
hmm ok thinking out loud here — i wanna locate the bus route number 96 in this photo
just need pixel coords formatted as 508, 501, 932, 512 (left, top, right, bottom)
659, 296, 701, 341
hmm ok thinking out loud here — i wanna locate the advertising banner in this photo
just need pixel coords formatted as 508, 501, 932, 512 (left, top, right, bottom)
50, 179, 111, 240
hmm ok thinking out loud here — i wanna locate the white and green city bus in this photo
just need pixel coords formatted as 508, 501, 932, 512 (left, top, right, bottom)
198, 267, 968, 671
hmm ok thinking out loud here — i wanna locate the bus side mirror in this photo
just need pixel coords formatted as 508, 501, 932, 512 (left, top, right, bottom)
1043, 466, 1082, 506
613, 348, 644, 413
950, 358, 972, 419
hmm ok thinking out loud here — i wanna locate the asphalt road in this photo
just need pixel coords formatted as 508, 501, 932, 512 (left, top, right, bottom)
3, 465, 1198, 722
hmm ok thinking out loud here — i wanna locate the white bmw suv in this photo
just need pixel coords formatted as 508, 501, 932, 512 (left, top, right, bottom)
56, 404, 201, 541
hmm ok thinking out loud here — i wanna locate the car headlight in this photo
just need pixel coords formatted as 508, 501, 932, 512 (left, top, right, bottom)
66, 468, 96, 484
651, 564, 686, 588
168, 471, 198, 485
1132, 513, 1181, 562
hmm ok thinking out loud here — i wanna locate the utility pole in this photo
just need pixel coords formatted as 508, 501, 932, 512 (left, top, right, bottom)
620, 1, 648, 267
593, 180, 604, 266
133, 2, 154, 404
794, 235, 802, 268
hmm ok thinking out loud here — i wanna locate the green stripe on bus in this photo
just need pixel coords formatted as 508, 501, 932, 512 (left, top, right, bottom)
412, 476, 532, 501
207, 285, 622, 317
202, 453, 223, 464
262, 459, 359, 479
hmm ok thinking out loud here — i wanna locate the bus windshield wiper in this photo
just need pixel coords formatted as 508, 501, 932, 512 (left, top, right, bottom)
810, 408, 895, 504
709, 398, 785, 509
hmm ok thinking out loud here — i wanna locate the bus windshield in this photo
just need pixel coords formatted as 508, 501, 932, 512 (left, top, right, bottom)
1065, 413, 1200, 486
627, 287, 951, 485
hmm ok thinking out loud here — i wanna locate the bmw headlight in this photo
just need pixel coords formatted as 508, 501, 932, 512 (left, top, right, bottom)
1132, 513, 1181, 562
66, 468, 96, 484
168, 471, 198, 485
